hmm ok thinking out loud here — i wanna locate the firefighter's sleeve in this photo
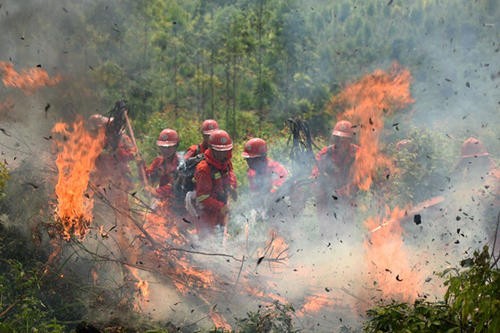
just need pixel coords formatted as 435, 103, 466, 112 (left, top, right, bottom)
270, 163, 289, 193
145, 157, 161, 179
194, 165, 225, 212
116, 135, 137, 161
183, 145, 197, 160
311, 149, 326, 178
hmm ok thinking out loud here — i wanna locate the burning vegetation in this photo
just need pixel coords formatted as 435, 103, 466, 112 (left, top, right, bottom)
0, 1, 498, 332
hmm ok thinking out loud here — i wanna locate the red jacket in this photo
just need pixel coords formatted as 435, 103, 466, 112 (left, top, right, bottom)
247, 158, 288, 194
146, 154, 179, 198
184, 142, 209, 160
194, 149, 237, 229
94, 133, 136, 183
312, 143, 359, 204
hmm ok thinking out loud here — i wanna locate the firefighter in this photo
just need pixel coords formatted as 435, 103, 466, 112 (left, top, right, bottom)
193, 129, 237, 235
143, 128, 190, 241
89, 113, 137, 222
184, 119, 219, 160
242, 137, 289, 222
145, 128, 183, 212
242, 137, 288, 194
455, 137, 496, 182
449, 137, 499, 256
312, 120, 359, 216
453, 137, 498, 212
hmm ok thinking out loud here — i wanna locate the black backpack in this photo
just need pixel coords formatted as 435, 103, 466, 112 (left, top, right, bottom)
174, 153, 205, 200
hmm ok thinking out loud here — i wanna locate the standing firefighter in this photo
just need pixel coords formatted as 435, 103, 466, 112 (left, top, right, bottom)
193, 129, 237, 236
312, 120, 359, 216
453, 137, 499, 241
242, 138, 288, 211
88, 105, 137, 223
145, 128, 183, 214
184, 119, 219, 160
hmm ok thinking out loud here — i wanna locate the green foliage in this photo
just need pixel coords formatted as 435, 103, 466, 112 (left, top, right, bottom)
441, 246, 500, 332
0, 161, 8, 198
137, 105, 201, 163
364, 246, 500, 333
365, 300, 456, 332
0, 259, 66, 333
384, 126, 456, 207
235, 301, 297, 333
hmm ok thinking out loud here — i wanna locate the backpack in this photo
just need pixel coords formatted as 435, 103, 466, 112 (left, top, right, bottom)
173, 153, 205, 201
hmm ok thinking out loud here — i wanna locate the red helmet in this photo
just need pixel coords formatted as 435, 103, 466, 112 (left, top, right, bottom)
331, 120, 354, 138
461, 137, 489, 158
242, 138, 267, 158
201, 119, 219, 135
156, 128, 179, 147
209, 130, 233, 151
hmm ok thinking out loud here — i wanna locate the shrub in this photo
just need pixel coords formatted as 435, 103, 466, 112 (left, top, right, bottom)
364, 245, 500, 333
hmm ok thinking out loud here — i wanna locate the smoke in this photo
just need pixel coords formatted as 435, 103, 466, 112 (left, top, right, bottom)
1, 1, 498, 332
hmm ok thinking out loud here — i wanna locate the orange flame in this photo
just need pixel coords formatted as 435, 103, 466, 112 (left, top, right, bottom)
256, 230, 290, 273
299, 293, 339, 315
328, 63, 414, 190
128, 267, 150, 311
364, 207, 423, 303
0, 61, 62, 94
210, 311, 231, 332
171, 257, 216, 294
52, 116, 105, 240
143, 207, 186, 246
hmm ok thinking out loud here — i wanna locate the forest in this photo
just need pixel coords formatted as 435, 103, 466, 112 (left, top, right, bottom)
0, 0, 499, 332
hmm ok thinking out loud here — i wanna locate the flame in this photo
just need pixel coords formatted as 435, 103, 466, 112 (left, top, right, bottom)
256, 230, 290, 273
129, 267, 150, 311
210, 311, 231, 331
299, 293, 339, 315
243, 285, 288, 305
91, 267, 99, 286
328, 63, 414, 190
363, 206, 423, 303
52, 116, 105, 240
140, 205, 218, 295
0, 61, 62, 94
171, 257, 216, 294
143, 206, 186, 246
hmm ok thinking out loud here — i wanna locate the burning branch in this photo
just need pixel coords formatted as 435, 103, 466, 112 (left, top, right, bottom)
370, 196, 444, 233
